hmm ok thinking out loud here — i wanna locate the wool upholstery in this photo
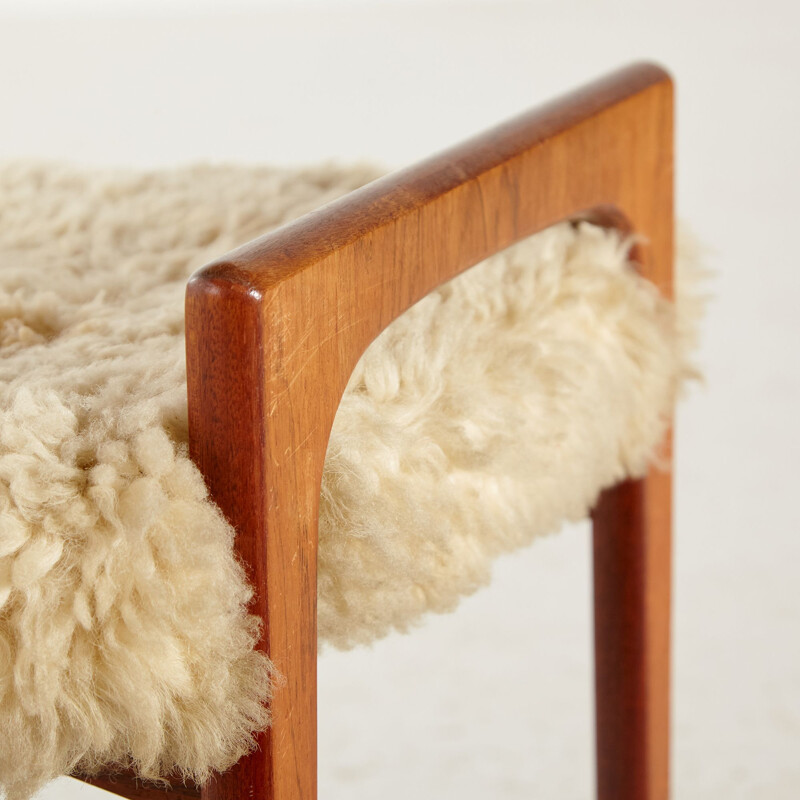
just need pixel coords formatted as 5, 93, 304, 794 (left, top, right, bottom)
0, 161, 702, 799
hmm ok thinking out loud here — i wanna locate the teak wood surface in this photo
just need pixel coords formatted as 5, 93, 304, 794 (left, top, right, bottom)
81, 62, 674, 800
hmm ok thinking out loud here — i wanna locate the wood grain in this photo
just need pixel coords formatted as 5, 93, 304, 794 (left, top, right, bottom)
85, 61, 674, 800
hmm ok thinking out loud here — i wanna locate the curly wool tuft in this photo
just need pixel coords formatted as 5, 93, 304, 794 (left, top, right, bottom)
319, 216, 704, 647
0, 161, 702, 799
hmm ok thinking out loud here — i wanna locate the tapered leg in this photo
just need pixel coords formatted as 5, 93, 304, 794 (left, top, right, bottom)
592, 464, 672, 800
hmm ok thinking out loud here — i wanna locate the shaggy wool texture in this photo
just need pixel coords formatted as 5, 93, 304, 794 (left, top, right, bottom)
0, 161, 701, 800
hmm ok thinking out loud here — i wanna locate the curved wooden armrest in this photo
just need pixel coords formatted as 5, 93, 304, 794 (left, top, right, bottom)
192, 61, 672, 302
82, 61, 674, 800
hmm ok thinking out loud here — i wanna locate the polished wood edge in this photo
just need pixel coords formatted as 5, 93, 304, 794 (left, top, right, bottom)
190, 61, 672, 293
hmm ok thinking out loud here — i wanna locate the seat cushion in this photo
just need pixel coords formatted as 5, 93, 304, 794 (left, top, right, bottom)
0, 162, 702, 799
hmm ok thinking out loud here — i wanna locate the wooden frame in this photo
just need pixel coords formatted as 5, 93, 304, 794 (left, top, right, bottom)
83, 62, 674, 800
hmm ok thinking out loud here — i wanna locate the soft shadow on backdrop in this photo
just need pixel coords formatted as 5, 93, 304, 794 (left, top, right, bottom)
1, 1, 798, 798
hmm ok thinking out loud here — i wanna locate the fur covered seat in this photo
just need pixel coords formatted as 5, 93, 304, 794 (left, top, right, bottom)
0, 161, 701, 799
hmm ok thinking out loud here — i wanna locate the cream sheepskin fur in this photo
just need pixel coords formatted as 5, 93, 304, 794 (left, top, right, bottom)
0, 162, 701, 799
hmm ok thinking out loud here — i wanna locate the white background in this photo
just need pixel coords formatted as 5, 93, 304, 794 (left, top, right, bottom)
1, 1, 798, 798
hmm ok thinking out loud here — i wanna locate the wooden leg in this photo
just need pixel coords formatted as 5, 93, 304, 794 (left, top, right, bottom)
592, 464, 672, 800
